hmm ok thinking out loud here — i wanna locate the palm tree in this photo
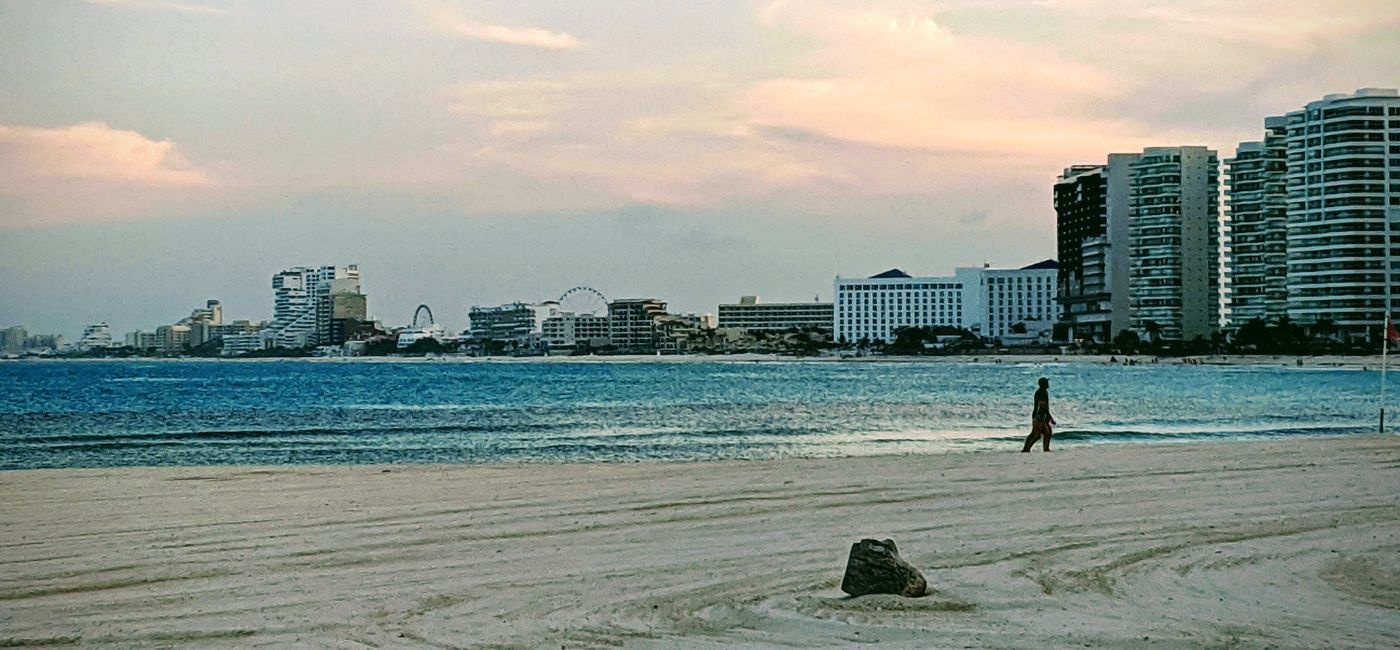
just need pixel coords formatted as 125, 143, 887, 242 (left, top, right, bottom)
1314, 318, 1337, 342
1144, 320, 1162, 343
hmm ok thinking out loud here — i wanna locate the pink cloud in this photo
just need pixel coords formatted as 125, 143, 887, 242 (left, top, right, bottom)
736, 0, 1393, 190
440, 2, 1161, 211
431, 0, 1397, 213
444, 76, 842, 208
0, 122, 217, 226
413, 1, 582, 50
746, 2, 1140, 160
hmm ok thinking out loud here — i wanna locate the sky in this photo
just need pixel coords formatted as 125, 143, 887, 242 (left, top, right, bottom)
1, 0, 1398, 337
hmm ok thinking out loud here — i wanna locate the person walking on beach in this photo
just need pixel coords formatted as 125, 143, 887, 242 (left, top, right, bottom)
1021, 377, 1056, 452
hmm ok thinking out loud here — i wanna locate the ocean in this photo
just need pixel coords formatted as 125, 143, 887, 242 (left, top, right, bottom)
0, 358, 1380, 470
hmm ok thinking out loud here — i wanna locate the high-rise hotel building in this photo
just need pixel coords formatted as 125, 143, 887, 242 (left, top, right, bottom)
1059, 147, 1219, 342
1281, 88, 1400, 339
1223, 117, 1289, 327
1054, 154, 1136, 342
265, 264, 361, 348
1127, 146, 1220, 341
1057, 89, 1400, 345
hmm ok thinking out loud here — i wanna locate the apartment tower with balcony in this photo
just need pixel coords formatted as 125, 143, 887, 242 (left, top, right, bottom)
1127, 146, 1220, 341
1223, 117, 1290, 328
1282, 88, 1400, 340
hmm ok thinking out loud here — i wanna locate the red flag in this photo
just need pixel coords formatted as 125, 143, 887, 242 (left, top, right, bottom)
1388, 316, 1400, 343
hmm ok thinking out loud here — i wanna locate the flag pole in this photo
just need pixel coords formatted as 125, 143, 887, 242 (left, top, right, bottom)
1384, 313, 1398, 433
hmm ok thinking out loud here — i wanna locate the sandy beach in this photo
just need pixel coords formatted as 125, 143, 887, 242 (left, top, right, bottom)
2, 436, 1397, 649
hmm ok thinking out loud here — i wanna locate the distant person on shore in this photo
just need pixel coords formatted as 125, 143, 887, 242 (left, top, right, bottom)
1021, 377, 1056, 452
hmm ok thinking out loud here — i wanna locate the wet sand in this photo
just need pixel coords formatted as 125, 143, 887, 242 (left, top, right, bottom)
2, 435, 1397, 648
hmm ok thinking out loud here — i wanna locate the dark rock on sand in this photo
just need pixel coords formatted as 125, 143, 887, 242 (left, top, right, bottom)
841, 538, 927, 597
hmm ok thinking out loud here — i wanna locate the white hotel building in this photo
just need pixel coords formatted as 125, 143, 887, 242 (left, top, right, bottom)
834, 261, 1058, 344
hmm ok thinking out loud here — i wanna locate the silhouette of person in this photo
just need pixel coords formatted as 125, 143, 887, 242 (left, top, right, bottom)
1021, 377, 1056, 452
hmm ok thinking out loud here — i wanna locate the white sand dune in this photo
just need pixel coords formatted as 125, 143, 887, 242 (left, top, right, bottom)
2, 436, 1397, 648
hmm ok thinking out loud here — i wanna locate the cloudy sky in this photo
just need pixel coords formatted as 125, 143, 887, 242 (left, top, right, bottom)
2, 0, 1397, 337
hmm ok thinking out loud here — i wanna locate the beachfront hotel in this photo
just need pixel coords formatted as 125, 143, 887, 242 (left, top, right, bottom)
834, 269, 963, 344
1127, 146, 1220, 342
833, 263, 1057, 344
972, 261, 1060, 339
1280, 88, 1400, 340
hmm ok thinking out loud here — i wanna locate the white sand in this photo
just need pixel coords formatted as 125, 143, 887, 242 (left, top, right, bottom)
2, 436, 1397, 649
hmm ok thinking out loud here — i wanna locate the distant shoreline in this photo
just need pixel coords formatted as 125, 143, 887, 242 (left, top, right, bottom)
1, 352, 1384, 368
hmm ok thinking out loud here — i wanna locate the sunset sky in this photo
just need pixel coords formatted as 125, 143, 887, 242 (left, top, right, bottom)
2, 0, 1398, 336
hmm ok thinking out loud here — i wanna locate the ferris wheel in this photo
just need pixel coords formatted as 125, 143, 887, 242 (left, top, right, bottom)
412, 304, 435, 329
558, 286, 607, 315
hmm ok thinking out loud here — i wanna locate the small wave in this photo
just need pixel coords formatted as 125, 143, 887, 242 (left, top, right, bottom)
104, 377, 191, 383
983, 426, 1364, 443
2, 421, 572, 447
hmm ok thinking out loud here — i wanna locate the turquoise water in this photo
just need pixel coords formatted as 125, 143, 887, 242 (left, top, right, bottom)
0, 359, 1380, 469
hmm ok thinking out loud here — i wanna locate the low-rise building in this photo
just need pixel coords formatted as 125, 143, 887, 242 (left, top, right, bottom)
997, 317, 1057, 347
542, 312, 611, 353
965, 261, 1060, 340
468, 301, 559, 353
0, 326, 27, 354
76, 322, 116, 351
189, 320, 264, 349
717, 296, 833, 333
155, 324, 191, 353
220, 332, 264, 356
23, 334, 62, 352
607, 298, 671, 353
654, 314, 704, 354
2, 327, 63, 354
181, 300, 223, 327
834, 269, 965, 344
834, 262, 1058, 344
124, 330, 158, 350
397, 323, 448, 349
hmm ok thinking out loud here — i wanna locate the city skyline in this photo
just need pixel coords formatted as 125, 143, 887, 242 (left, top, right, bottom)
3, 1, 1398, 338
